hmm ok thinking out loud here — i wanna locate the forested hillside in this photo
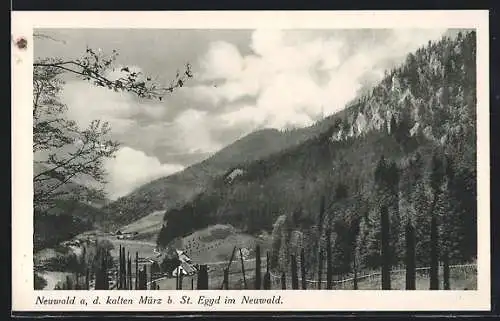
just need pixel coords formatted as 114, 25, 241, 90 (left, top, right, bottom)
34, 200, 101, 251
156, 31, 477, 276
33, 164, 108, 250
99, 106, 348, 229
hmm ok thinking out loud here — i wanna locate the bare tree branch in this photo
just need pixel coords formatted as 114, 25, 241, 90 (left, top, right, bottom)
33, 43, 192, 210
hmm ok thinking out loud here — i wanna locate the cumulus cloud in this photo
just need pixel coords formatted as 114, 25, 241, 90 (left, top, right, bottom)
53, 29, 449, 199
188, 28, 448, 130
199, 41, 243, 80
104, 146, 185, 200
172, 109, 223, 154
58, 68, 191, 198
61, 77, 166, 132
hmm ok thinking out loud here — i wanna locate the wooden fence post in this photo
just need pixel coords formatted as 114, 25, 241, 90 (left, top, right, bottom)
138, 267, 142, 290
85, 267, 90, 290
118, 245, 122, 289
263, 252, 271, 290
239, 248, 247, 289
148, 264, 152, 290
175, 265, 181, 290
135, 252, 139, 290
197, 265, 209, 290
223, 268, 229, 290
128, 254, 132, 290
179, 269, 184, 290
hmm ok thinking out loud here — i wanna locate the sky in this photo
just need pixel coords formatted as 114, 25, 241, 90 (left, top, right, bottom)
34, 28, 452, 200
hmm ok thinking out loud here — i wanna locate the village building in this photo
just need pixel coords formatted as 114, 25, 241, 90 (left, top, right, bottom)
171, 250, 197, 276
176, 250, 192, 264
172, 261, 197, 276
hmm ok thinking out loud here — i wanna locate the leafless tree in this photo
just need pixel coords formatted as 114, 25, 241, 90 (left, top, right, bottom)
33, 36, 193, 210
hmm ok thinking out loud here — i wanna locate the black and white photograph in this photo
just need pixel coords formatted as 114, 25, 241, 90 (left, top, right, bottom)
12, 10, 490, 312
31, 26, 479, 291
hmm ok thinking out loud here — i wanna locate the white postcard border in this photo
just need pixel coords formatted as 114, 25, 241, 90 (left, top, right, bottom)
11, 10, 490, 312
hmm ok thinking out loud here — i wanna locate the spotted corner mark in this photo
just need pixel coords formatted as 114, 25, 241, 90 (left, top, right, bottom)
15, 37, 28, 50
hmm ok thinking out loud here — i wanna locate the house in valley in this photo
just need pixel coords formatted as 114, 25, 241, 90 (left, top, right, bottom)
172, 261, 197, 276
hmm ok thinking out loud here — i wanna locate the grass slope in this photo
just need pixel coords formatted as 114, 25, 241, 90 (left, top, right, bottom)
172, 224, 272, 264
119, 210, 165, 242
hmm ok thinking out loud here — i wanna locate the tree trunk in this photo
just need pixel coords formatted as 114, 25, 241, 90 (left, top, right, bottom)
179, 269, 184, 290
281, 272, 286, 290
405, 223, 416, 290
300, 248, 307, 289
353, 250, 358, 290
223, 268, 229, 290
291, 254, 299, 290
317, 249, 323, 290
326, 232, 333, 290
118, 245, 122, 289
430, 213, 439, 290
176, 267, 180, 290
85, 268, 90, 290
127, 255, 132, 290
239, 248, 247, 289
381, 205, 391, 290
443, 250, 450, 290
263, 252, 271, 290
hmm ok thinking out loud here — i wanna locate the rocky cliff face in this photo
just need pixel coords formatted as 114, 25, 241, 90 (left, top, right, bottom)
329, 31, 476, 157
270, 30, 477, 274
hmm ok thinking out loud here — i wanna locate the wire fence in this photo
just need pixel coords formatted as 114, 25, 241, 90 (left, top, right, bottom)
269, 263, 477, 289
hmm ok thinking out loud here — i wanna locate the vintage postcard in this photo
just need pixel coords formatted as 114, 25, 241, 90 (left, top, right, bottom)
12, 10, 490, 312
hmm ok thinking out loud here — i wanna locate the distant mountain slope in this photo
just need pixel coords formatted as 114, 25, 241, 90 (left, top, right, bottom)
99, 111, 347, 229
33, 163, 109, 209
34, 200, 102, 251
33, 164, 110, 250
157, 31, 477, 274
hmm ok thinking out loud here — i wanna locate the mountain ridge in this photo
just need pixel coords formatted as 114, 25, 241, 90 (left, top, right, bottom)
98, 108, 348, 229
103, 31, 475, 242
155, 31, 477, 275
